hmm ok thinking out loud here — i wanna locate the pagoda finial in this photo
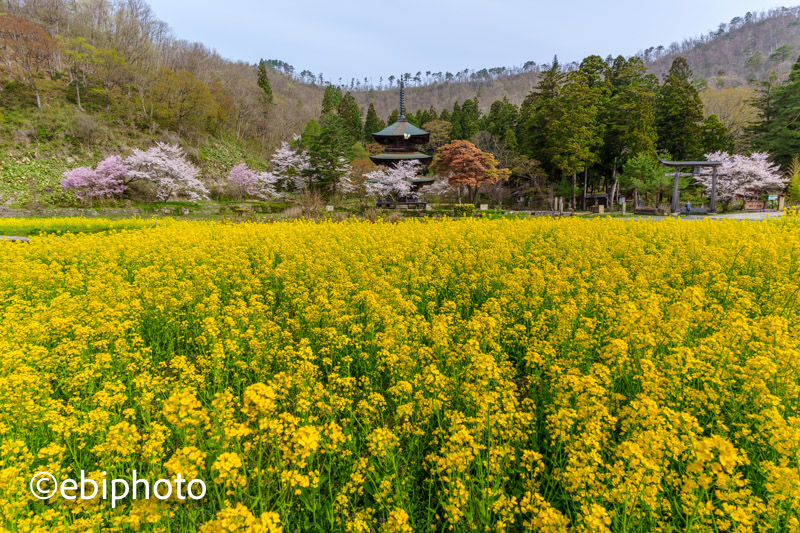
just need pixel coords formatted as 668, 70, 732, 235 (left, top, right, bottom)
399, 77, 406, 120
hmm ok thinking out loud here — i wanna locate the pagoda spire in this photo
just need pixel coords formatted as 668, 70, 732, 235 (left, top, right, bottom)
399, 77, 406, 120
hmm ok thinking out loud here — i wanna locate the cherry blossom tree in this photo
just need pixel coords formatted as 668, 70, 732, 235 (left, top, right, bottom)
698, 152, 787, 209
228, 163, 259, 199
269, 138, 311, 191
60, 155, 128, 204
228, 163, 279, 200
125, 143, 208, 201
329, 157, 355, 196
365, 160, 418, 201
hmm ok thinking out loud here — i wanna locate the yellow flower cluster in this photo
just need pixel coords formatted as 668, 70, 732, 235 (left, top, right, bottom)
1, 216, 800, 531
0, 216, 167, 234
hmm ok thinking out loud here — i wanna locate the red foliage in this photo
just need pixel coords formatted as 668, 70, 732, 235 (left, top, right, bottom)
432, 140, 511, 203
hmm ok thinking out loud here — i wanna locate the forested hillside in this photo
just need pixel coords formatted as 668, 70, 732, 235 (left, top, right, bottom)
1, 0, 799, 208
352, 6, 800, 119
0, 0, 328, 203
646, 6, 800, 86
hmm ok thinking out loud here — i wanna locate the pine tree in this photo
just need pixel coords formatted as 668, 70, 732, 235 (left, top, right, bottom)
518, 58, 565, 173
699, 115, 735, 153
418, 109, 431, 126
257, 59, 273, 104
387, 109, 399, 125
460, 98, 480, 140
600, 56, 658, 202
602, 57, 658, 164
299, 119, 322, 149
363, 103, 386, 141
304, 114, 350, 196
546, 56, 607, 209
481, 98, 520, 147
752, 56, 800, 166
336, 91, 363, 145
450, 102, 463, 139
655, 57, 704, 160
321, 85, 342, 117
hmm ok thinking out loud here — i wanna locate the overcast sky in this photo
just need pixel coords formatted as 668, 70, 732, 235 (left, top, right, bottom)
146, 0, 788, 82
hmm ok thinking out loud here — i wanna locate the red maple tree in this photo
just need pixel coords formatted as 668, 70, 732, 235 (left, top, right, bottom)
432, 140, 511, 204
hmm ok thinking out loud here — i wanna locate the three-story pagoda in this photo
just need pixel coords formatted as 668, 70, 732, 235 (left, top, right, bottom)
369, 80, 435, 190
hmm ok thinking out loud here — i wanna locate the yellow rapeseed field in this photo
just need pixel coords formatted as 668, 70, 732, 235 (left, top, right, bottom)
1, 216, 799, 532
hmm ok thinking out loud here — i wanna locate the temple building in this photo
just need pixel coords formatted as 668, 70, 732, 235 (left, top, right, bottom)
369, 80, 435, 192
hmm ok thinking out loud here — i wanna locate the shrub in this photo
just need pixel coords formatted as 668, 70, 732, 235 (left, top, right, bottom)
453, 203, 475, 217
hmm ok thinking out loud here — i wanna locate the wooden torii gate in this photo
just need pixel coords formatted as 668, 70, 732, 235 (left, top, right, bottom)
659, 158, 724, 214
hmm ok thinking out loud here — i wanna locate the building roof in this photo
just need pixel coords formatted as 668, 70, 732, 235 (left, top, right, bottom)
369, 151, 432, 162
372, 118, 429, 138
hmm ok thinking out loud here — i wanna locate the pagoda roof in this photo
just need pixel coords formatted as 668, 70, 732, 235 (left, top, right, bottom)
369, 151, 433, 162
372, 118, 429, 138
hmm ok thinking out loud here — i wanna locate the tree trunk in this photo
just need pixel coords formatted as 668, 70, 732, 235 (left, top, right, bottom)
610, 158, 618, 211
572, 173, 577, 211
582, 167, 588, 211
75, 77, 83, 111
33, 82, 41, 109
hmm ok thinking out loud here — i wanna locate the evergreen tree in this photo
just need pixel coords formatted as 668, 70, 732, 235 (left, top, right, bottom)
752, 56, 800, 166
257, 59, 274, 104
428, 105, 439, 121
387, 109, 399, 125
299, 118, 322, 149
321, 85, 343, 117
363, 103, 386, 141
336, 91, 363, 145
600, 56, 658, 196
481, 98, 520, 146
619, 153, 671, 206
418, 108, 431, 126
504, 129, 519, 152
450, 102, 463, 139
546, 56, 607, 209
749, 73, 779, 140
699, 114, 735, 153
518, 58, 565, 173
460, 98, 481, 140
655, 57, 704, 160
304, 114, 350, 196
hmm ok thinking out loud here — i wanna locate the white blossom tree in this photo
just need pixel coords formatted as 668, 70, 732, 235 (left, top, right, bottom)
365, 160, 419, 202
422, 178, 455, 204
270, 137, 311, 191
125, 143, 208, 201
333, 157, 355, 195
698, 152, 787, 210
227, 163, 259, 199
228, 163, 279, 200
